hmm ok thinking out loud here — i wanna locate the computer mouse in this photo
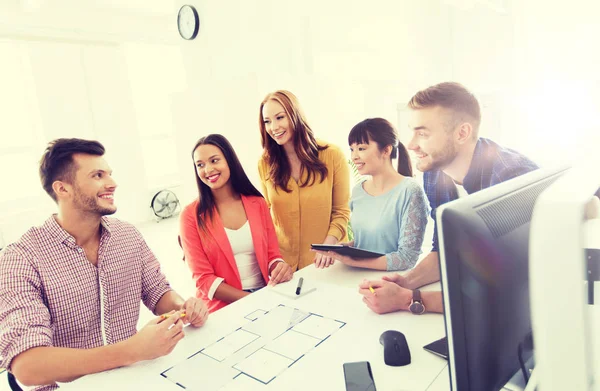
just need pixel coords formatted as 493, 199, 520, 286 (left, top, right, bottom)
379, 330, 411, 366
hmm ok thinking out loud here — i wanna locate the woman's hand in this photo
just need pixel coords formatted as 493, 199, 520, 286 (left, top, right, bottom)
313, 235, 339, 268
312, 249, 358, 268
268, 261, 294, 285
313, 251, 334, 268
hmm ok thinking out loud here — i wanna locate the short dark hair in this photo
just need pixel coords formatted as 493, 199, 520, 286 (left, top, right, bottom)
39, 138, 105, 202
408, 82, 481, 137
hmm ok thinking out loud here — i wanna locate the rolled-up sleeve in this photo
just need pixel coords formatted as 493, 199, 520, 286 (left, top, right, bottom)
0, 246, 53, 370
327, 146, 351, 241
136, 231, 172, 314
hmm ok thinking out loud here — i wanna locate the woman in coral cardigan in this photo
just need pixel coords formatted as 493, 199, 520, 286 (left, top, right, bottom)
258, 90, 351, 270
180, 134, 294, 313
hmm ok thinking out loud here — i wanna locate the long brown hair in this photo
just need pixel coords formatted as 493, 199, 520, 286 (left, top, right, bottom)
192, 134, 262, 235
258, 90, 328, 192
348, 118, 413, 177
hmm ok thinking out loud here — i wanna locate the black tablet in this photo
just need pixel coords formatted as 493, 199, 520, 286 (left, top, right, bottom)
310, 244, 384, 259
423, 336, 448, 360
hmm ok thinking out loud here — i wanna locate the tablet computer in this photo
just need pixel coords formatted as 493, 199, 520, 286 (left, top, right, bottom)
423, 336, 448, 360
310, 244, 384, 259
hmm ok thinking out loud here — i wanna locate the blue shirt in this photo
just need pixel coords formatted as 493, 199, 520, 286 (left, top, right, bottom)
350, 177, 429, 271
425, 138, 539, 252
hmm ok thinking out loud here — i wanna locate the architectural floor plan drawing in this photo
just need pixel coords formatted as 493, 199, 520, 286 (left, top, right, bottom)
160, 304, 346, 390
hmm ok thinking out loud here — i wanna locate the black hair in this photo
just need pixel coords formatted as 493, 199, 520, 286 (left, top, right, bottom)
192, 134, 263, 233
348, 118, 413, 177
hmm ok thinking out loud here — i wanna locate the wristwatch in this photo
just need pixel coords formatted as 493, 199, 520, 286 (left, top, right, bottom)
409, 289, 426, 315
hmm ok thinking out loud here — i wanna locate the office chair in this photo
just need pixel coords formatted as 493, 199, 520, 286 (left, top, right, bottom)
7, 372, 23, 391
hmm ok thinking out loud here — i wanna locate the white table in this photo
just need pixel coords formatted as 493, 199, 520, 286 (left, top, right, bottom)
62, 262, 448, 391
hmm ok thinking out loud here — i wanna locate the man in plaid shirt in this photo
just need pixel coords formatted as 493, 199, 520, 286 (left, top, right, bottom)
0, 139, 209, 390
359, 82, 538, 315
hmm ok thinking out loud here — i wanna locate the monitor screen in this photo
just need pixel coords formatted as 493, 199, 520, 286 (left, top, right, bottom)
437, 166, 569, 391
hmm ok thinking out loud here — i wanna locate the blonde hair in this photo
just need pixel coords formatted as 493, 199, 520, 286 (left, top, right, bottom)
408, 82, 481, 137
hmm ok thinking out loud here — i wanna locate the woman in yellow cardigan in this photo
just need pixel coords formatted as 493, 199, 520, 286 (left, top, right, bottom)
258, 90, 351, 270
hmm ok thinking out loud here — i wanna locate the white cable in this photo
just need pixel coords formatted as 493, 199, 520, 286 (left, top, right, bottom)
524, 368, 538, 391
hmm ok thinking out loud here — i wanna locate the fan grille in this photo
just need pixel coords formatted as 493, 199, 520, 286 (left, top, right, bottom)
151, 190, 180, 219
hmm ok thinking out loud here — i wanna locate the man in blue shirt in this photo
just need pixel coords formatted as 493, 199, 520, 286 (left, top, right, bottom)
359, 82, 538, 314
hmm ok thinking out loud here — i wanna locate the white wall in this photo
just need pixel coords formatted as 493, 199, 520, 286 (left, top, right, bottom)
0, 0, 455, 244
174, 0, 454, 201
509, 0, 600, 164
0, 2, 183, 243
444, 0, 600, 165
0, 0, 598, 245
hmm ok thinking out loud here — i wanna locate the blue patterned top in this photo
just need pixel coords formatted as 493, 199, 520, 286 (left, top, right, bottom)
350, 177, 429, 271
424, 138, 539, 252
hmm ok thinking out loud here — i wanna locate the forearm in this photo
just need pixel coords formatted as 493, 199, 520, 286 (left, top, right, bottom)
347, 255, 387, 270
213, 282, 250, 303
422, 291, 444, 314
403, 252, 440, 289
154, 290, 185, 315
585, 196, 600, 219
323, 235, 338, 245
11, 340, 137, 387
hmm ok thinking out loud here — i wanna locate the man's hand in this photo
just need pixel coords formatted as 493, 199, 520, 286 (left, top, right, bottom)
381, 273, 409, 288
268, 261, 294, 286
129, 311, 185, 361
358, 279, 412, 314
181, 297, 209, 327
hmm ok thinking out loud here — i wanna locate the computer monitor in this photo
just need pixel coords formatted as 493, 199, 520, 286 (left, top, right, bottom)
529, 165, 600, 391
437, 166, 570, 391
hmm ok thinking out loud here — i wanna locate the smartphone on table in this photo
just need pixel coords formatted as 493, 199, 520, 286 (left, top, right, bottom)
343, 361, 376, 391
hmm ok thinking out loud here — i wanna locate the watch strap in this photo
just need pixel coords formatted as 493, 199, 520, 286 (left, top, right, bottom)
410, 289, 425, 315
412, 289, 422, 303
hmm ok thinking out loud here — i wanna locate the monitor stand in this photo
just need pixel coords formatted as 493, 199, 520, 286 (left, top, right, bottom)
502, 358, 534, 391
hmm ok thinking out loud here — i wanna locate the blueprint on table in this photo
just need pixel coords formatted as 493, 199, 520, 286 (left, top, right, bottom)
161, 304, 346, 390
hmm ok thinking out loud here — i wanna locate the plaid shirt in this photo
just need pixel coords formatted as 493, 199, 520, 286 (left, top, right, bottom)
425, 138, 539, 252
0, 216, 172, 390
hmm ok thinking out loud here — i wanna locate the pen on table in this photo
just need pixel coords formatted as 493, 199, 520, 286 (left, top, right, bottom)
296, 277, 304, 295
369, 286, 375, 294
161, 312, 186, 320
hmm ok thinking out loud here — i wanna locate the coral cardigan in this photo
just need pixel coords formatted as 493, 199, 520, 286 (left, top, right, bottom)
258, 142, 351, 270
179, 195, 283, 312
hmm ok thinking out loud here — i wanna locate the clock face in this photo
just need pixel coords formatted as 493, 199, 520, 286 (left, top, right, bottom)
178, 5, 199, 40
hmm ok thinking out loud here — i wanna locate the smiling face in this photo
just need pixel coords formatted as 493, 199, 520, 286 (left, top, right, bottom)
193, 144, 231, 192
262, 99, 293, 146
349, 138, 391, 176
407, 106, 459, 172
66, 153, 117, 216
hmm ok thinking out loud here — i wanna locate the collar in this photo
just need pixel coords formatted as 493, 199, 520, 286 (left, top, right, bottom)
462, 138, 488, 193
44, 215, 111, 249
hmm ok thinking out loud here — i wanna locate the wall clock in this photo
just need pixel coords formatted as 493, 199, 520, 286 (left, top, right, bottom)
177, 5, 199, 40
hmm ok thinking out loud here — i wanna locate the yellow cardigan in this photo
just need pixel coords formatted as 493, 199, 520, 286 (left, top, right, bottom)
258, 142, 351, 270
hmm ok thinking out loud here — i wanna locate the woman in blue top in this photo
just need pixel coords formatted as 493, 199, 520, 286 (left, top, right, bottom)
313, 118, 429, 271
